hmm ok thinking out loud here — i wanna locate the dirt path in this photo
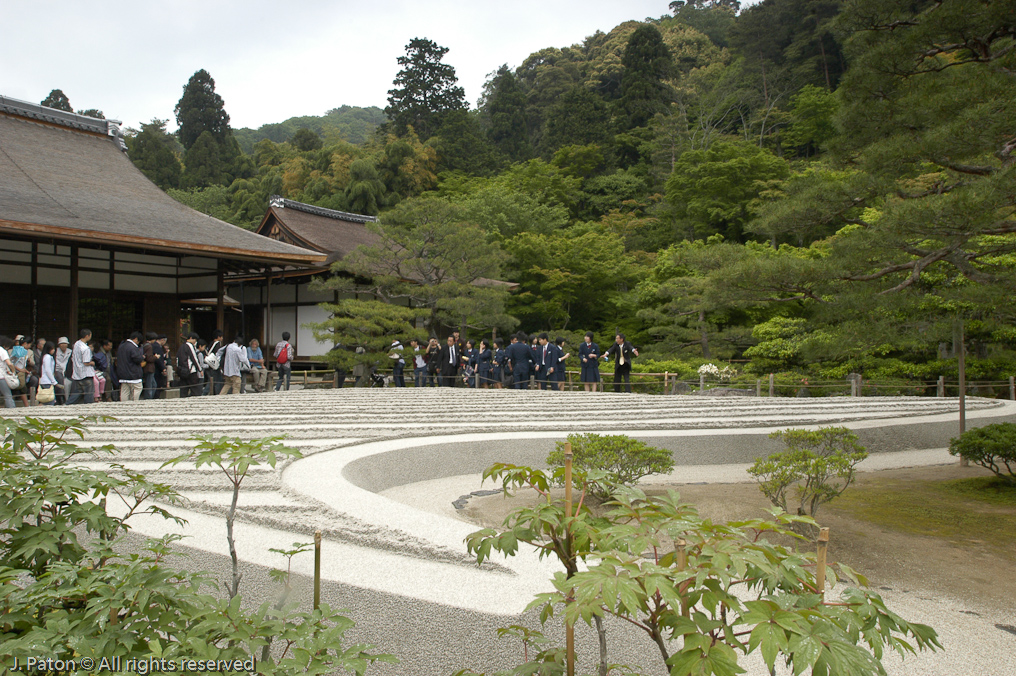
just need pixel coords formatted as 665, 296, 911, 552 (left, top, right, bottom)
463, 464, 1016, 615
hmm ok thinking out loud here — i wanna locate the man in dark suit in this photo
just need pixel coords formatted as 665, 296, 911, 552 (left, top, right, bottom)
534, 333, 556, 390
505, 331, 534, 390
602, 333, 638, 393
438, 335, 460, 387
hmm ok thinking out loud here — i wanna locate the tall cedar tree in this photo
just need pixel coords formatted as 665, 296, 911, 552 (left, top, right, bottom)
385, 38, 466, 140
485, 65, 531, 163
40, 89, 72, 112
175, 69, 231, 150
543, 86, 611, 153
618, 24, 675, 129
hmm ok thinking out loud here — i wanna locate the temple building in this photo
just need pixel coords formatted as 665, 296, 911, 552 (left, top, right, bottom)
0, 96, 326, 354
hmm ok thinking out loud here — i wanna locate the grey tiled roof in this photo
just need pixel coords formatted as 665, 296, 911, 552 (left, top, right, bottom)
0, 99, 326, 266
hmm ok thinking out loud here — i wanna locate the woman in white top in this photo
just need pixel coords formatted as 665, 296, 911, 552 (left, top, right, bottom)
38, 341, 58, 406
0, 335, 16, 408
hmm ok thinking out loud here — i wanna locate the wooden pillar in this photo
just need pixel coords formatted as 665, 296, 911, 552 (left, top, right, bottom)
30, 243, 38, 340
69, 245, 79, 340
216, 260, 225, 332
265, 267, 273, 348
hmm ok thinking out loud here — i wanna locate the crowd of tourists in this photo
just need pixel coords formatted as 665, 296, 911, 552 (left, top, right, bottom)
0, 329, 296, 407
386, 330, 639, 393
0, 327, 640, 408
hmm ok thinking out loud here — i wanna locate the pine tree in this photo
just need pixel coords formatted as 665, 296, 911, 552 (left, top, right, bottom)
618, 25, 675, 129
77, 109, 105, 119
40, 89, 72, 112
174, 69, 231, 150
385, 38, 466, 140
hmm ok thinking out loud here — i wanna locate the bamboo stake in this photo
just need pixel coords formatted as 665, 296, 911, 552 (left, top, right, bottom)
676, 538, 688, 618
816, 527, 829, 599
959, 323, 968, 466
314, 530, 322, 610
1010, 375, 1014, 401
564, 442, 575, 676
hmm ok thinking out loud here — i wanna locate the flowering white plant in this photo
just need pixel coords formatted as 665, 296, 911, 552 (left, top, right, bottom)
698, 363, 738, 380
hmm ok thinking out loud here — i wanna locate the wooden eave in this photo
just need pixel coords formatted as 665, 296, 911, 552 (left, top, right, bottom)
0, 218, 328, 267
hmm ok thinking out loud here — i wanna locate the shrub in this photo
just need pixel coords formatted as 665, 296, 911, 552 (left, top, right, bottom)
547, 433, 673, 496
949, 423, 1016, 485
748, 426, 868, 524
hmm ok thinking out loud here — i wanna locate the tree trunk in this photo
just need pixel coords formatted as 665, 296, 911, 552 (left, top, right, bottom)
699, 310, 711, 359
593, 615, 608, 676
226, 482, 242, 598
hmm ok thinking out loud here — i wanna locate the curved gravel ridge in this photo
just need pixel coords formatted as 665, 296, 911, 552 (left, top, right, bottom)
6, 391, 1014, 596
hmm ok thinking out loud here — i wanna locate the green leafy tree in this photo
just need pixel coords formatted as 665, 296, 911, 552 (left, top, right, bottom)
174, 69, 231, 150
77, 108, 105, 119
742, 316, 810, 373
484, 65, 531, 163
127, 119, 184, 190
432, 108, 498, 175
290, 127, 323, 152
344, 158, 387, 215
617, 24, 675, 129
505, 223, 638, 331
181, 130, 226, 189
542, 86, 612, 157
385, 37, 466, 140
458, 183, 570, 240
669, 0, 739, 48
783, 84, 837, 157
666, 140, 790, 241
40, 88, 72, 111
323, 196, 515, 336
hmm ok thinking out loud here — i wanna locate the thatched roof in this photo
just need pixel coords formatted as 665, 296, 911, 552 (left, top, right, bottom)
0, 96, 326, 267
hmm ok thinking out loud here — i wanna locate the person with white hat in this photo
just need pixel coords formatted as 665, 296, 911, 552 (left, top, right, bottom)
55, 336, 71, 405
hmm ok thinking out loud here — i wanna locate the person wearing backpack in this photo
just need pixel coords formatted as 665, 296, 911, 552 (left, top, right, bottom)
273, 332, 294, 391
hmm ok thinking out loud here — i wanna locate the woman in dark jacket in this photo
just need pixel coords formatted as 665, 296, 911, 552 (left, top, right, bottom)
475, 339, 493, 389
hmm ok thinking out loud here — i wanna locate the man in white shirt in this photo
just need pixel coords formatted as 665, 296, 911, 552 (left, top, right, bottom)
65, 329, 95, 405
217, 335, 251, 395
389, 339, 405, 387
409, 338, 427, 387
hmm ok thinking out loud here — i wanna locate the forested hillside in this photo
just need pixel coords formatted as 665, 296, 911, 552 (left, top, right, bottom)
124, 0, 1016, 387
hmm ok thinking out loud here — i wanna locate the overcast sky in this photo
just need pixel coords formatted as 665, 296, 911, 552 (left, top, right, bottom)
3, 1, 760, 132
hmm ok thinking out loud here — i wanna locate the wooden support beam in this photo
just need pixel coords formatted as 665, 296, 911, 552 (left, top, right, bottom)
216, 260, 225, 332
69, 245, 79, 339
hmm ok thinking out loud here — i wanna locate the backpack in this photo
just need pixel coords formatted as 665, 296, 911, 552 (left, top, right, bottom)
277, 343, 289, 365
64, 356, 75, 380
204, 351, 220, 370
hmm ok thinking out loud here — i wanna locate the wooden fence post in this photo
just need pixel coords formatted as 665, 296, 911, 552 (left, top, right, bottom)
769, 373, 775, 397
937, 375, 945, 397
1010, 375, 1014, 401
314, 530, 322, 610
756, 379, 761, 397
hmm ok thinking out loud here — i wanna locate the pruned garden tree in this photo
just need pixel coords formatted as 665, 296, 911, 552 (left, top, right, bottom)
316, 196, 516, 338
748, 426, 868, 531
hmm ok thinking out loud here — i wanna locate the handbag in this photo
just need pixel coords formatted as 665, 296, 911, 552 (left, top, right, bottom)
3, 369, 18, 389
37, 384, 55, 403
